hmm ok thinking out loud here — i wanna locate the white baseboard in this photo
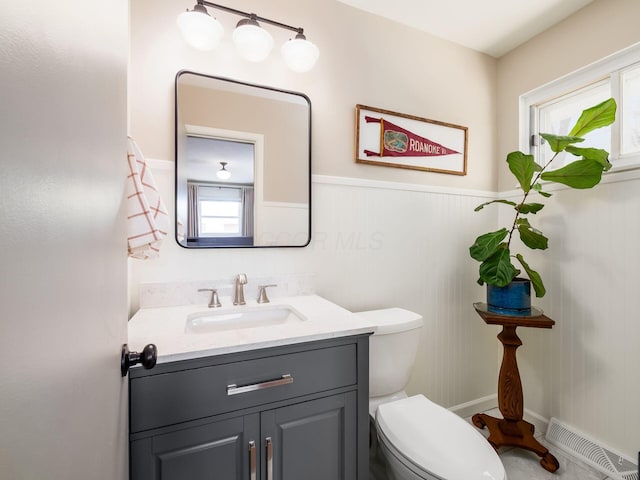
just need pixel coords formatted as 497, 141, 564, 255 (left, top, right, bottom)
447, 395, 550, 432
523, 408, 550, 428
448, 394, 498, 418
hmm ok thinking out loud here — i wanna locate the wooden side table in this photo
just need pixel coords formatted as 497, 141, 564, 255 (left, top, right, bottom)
471, 303, 560, 473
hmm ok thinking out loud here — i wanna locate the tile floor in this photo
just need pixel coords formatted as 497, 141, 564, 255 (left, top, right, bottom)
468, 408, 611, 480
370, 408, 616, 480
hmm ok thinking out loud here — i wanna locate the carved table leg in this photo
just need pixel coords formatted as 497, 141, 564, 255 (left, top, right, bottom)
473, 325, 560, 473
498, 326, 523, 422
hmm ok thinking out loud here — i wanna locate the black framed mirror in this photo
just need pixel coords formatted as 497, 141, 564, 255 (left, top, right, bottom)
175, 71, 311, 248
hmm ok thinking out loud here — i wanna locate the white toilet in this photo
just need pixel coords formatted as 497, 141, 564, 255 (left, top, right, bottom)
356, 308, 506, 480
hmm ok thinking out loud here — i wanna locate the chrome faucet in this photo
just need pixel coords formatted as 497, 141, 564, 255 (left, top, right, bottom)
233, 273, 248, 306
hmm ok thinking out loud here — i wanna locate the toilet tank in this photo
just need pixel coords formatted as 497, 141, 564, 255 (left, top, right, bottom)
355, 308, 423, 397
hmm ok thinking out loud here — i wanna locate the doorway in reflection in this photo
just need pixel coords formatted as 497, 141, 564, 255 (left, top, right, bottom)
185, 135, 256, 247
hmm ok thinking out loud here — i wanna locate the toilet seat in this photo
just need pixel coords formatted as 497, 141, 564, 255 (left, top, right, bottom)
376, 395, 506, 480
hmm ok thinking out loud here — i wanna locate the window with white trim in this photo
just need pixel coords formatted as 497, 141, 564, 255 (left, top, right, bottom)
521, 43, 640, 172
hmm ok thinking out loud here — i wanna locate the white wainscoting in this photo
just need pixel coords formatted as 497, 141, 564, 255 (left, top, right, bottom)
499, 173, 640, 459
254, 201, 309, 246
129, 166, 502, 409
132, 163, 640, 457
309, 176, 503, 408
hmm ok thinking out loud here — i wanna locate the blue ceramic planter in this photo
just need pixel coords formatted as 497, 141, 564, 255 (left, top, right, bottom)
486, 278, 531, 316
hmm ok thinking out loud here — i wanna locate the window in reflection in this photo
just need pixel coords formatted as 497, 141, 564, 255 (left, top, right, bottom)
199, 190, 242, 236
192, 184, 254, 238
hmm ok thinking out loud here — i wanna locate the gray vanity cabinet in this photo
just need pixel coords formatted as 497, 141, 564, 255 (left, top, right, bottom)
128, 335, 369, 480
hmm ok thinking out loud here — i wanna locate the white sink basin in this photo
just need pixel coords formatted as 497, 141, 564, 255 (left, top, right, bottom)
185, 305, 306, 334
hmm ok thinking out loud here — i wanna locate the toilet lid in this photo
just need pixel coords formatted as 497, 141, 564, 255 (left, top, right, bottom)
376, 395, 505, 480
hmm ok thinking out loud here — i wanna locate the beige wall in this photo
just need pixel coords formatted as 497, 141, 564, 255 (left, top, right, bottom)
129, 0, 498, 191
497, 0, 640, 190
179, 83, 308, 203
496, 0, 640, 459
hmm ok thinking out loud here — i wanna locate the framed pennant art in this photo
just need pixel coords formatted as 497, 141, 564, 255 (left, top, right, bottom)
355, 105, 468, 176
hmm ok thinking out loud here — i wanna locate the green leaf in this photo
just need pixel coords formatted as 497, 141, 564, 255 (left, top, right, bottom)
474, 199, 517, 212
540, 133, 584, 153
516, 203, 545, 214
568, 98, 617, 137
478, 246, 519, 287
532, 183, 552, 198
469, 229, 508, 262
517, 220, 549, 250
507, 151, 536, 192
565, 146, 612, 171
515, 254, 546, 298
540, 159, 605, 189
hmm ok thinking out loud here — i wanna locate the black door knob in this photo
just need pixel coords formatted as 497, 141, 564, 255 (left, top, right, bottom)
121, 344, 157, 377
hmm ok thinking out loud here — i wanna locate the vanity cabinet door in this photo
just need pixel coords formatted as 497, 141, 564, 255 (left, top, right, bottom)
261, 392, 357, 480
130, 413, 260, 480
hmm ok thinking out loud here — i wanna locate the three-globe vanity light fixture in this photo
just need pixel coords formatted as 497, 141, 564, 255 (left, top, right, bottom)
177, 1, 320, 72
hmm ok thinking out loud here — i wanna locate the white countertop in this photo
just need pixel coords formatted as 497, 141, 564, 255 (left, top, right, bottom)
128, 294, 376, 364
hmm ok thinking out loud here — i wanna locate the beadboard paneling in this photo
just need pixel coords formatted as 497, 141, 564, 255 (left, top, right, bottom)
129, 169, 501, 409
499, 176, 640, 459
309, 180, 502, 408
131, 165, 640, 457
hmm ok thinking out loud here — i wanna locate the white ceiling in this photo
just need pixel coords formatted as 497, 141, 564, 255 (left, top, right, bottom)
337, 0, 594, 57
186, 136, 255, 185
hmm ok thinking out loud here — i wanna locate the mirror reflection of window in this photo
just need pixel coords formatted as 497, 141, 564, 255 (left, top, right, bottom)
192, 184, 254, 238
199, 186, 243, 236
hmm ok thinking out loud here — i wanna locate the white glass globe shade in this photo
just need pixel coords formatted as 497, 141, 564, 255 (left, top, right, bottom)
281, 37, 319, 73
232, 23, 274, 62
216, 168, 231, 180
177, 9, 224, 52
217, 162, 231, 180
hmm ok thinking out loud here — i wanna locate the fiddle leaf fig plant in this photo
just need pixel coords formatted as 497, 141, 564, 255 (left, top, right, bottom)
470, 98, 617, 298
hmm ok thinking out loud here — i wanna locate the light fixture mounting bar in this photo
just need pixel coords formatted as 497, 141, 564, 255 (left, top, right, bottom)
198, 0, 303, 34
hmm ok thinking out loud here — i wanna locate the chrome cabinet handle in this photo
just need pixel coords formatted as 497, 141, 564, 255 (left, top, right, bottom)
265, 437, 273, 480
249, 441, 256, 480
227, 374, 293, 396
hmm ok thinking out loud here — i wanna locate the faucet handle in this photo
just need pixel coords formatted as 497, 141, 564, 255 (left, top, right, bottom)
198, 288, 222, 308
257, 284, 277, 304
